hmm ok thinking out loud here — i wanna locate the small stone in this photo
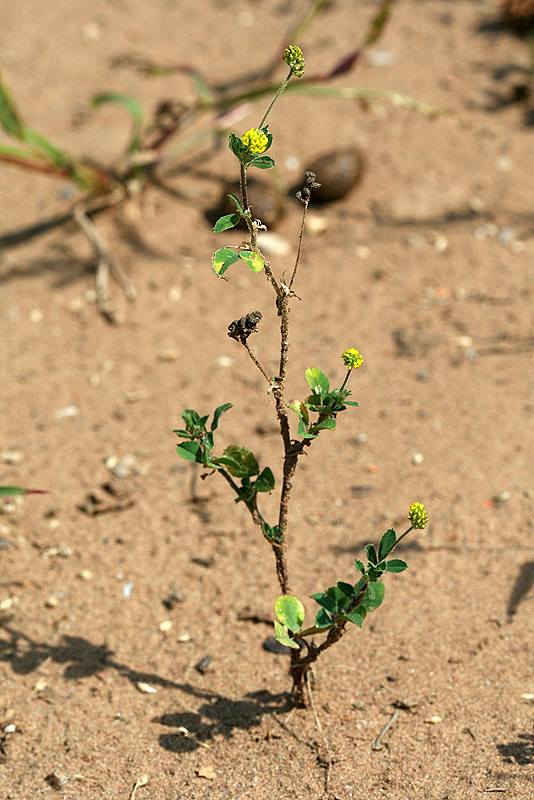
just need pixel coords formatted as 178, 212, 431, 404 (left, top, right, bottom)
305, 147, 365, 202
356, 432, 368, 444
196, 765, 217, 780
29, 308, 43, 323
256, 231, 291, 256
45, 772, 69, 789
159, 620, 172, 632
0, 450, 23, 465
124, 389, 148, 403
177, 633, 192, 643
0, 597, 16, 611
122, 582, 134, 598
137, 682, 157, 694
45, 595, 59, 608
68, 297, 85, 313
167, 286, 182, 303
355, 245, 370, 259
521, 693, 534, 701
195, 655, 212, 674
85, 289, 97, 304
496, 156, 512, 172
305, 213, 328, 235
3, 723, 16, 734
468, 197, 485, 213
78, 569, 93, 581
217, 355, 233, 368
433, 234, 449, 253
366, 49, 397, 67
53, 405, 79, 420
82, 21, 100, 40
412, 452, 424, 466
158, 348, 180, 362
34, 679, 48, 692
424, 716, 443, 724
455, 335, 474, 348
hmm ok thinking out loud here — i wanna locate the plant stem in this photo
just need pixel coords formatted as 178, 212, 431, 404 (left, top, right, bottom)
258, 69, 293, 129
289, 194, 309, 290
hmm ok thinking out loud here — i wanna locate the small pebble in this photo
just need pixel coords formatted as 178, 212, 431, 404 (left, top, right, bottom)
125, 389, 148, 403
45, 595, 59, 608
159, 620, 172, 633
356, 432, 368, 444
3, 723, 16, 734
521, 693, 534, 701
511, 240, 525, 254
137, 682, 157, 694
412, 452, 424, 466
256, 231, 291, 256
305, 147, 365, 202
355, 245, 370, 259
0, 450, 23, 465
82, 21, 100, 40
366, 49, 397, 67
0, 597, 16, 611
433, 234, 449, 253
167, 286, 182, 303
424, 716, 443, 724
177, 633, 192, 642
496, 156, 512, 172
196, 655, 212, 674
455, 335, 473, 348
122, 582, 134, 598
78, 569, 93, 581
217, 355, 233, 368
29, 308, 43, 323
53, 405, 79, 420
34, 679, 48, 692
158, 348, 180, 362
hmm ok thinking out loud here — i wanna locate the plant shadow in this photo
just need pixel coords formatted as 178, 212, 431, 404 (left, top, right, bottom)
157, 688, 291, 753
497, 733, 534, 765
0, 619, 292, 751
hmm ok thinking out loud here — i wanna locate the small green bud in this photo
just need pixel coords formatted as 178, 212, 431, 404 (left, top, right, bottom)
408, 502, 428, 530
341, 348, 363, 370
241, 128, 269, 154
283, 45, 305, 78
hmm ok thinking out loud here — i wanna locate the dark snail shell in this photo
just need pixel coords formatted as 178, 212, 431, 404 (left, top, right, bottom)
304, 147, 365, 202
219, 178, 285, 229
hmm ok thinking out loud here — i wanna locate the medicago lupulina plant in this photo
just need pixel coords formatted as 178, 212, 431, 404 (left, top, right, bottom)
174, 46, 428, 707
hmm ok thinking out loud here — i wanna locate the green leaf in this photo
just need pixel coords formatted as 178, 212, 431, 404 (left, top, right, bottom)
344, 400, 359, 407
274, 620, 300, 649
228, 132, 244, 159
254, 467, 275, 493
386, 559, 408, 573
202, 432, 214, 452
221, 445, 259, 478
337, 581, 355, 597
262, 522, 283, 543
0, 74, 23, 136
238, 250, 264, 274
92, 92, 145, 153
297, 419, 316, 439
227, 193, 244, 216
354, 559, 365, 574
250, 155, 275, 169
378, 528, 397, 561
314, 608, 333, 629
213, 214, 240, 233
339, 610, 364, 627
287, 399, 309, 425
305, 367, 330, 396
314, 418, 336, 432
310, 592, 336, 614
212, 247, 240, 277
211, 402, 232, 431
176, 441, 203, 463
0, 486, 47, 497
274, 595, 305, 633
364, 580, 385, 611
365, 544, 378, 565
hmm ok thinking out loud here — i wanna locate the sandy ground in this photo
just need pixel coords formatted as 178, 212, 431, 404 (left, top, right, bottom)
1, 1, 534, 798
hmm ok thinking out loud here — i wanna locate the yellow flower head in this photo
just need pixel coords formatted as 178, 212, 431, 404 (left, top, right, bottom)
283, 45, 305, 78
341, 349, 363, 370
241, 128, 269, 154
408, 502, 428, 530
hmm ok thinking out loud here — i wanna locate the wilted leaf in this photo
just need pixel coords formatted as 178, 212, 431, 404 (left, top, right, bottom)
274, 595, 305, 633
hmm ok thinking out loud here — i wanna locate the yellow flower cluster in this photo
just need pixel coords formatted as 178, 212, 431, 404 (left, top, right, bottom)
283, 45, 305, 78
408, 502, 428, 530
241, 128, 269, 154
341, 349, 363, 370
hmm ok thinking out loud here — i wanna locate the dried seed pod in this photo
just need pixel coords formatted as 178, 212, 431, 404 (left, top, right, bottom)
304, 147, 365, 202
219, 178, 285, 228
228, 310, 262, 343
500, 0, 534, 29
